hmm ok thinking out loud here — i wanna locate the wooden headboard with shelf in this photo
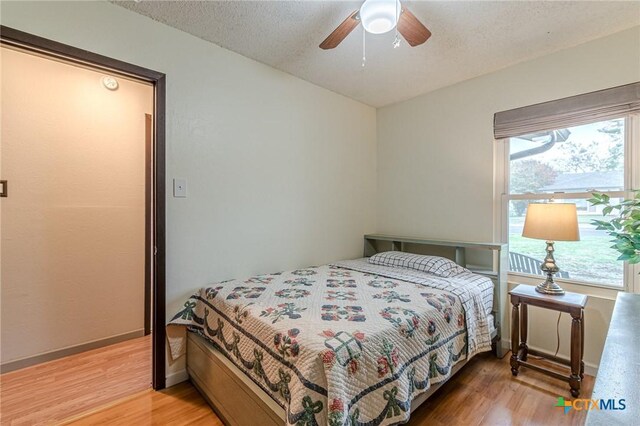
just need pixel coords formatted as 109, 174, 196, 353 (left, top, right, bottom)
363, 234, 509, 357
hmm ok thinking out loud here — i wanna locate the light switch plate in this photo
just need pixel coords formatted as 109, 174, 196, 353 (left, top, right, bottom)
173, 178, 187, 198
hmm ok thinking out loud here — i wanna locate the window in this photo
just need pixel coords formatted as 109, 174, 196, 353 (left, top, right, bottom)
501, 116, 638, 288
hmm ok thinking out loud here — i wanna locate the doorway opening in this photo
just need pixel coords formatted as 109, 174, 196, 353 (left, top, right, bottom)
0, 26, 166, 422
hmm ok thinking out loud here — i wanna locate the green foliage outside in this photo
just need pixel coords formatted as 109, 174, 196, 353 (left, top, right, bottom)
589, 191, 640, 266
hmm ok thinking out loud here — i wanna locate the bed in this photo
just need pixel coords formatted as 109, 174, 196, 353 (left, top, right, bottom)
168, 235, 508, 425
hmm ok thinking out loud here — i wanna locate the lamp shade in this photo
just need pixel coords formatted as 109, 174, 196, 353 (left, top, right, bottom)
522, 203, 580, 242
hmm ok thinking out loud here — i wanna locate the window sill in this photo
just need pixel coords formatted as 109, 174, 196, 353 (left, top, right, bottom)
507, 272, 623, 301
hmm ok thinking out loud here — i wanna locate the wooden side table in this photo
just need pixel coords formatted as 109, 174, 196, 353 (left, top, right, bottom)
509, 284, 588, 397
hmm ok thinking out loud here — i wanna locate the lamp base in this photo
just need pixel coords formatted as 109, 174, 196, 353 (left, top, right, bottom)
535, 241, 565, 295
535, 280, 565, 295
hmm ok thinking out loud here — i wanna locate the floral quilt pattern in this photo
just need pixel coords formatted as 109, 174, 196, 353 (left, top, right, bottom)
284, 278, 315, 287
169, 260, 493, 426
373, 290, 411, 303
321, 305, 366, 322
326, 290, 358, 301
226, 286, 265, 300
326, 279, 357, 288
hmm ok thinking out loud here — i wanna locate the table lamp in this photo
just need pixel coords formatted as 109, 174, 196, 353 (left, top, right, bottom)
522, 202, 580, 295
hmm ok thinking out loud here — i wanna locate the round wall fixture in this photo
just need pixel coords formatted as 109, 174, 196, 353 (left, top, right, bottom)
102, 76, 119, 91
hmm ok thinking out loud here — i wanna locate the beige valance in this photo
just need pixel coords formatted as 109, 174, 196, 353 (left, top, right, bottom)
494, 82, 640, 139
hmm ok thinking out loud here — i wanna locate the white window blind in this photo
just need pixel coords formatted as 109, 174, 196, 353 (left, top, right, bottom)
494, 82, 640, 139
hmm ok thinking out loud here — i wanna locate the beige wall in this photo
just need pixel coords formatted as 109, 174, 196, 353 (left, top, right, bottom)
0, 1, 378, 381
0, 47, 153, 364
377, 27, 640, 370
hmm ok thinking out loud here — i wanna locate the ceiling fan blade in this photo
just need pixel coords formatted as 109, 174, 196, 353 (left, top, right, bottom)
319, 10, 360, 50
397, 7, 431, 47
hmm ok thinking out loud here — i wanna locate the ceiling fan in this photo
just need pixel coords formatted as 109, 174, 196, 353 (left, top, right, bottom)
320, 0, 431, 50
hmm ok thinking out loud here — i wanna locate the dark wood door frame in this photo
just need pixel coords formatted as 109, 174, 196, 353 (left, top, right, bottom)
144, 113, 154, 337
0, 26, 167, 390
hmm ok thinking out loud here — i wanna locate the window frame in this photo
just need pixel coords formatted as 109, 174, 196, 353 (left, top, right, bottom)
494, 114, 640, 294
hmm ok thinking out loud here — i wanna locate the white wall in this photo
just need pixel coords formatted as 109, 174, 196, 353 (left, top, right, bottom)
1, 47, 152, 364
0, 1, 377, 378
377, 27, 640, 369
377, 27, 640, 242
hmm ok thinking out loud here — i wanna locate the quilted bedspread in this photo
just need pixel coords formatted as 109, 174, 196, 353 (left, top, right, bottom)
169, 259, 493, 426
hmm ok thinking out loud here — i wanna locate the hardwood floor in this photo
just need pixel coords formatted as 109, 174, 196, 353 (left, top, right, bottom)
0, 335, 151, 425
412, 352, 594, 425
64, 382, 221, 426
32, 346, 593, 425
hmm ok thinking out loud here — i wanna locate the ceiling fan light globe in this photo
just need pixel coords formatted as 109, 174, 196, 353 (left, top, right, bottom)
360, 0, 401, 35
366, 19, 394, 34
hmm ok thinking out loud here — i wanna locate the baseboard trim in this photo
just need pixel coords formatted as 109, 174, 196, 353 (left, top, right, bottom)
0, 329, 145, 373
502, 339, 599, 376
166, 369, 189, 387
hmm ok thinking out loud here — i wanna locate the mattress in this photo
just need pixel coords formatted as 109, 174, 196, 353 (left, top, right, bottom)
169, 259, 493, 426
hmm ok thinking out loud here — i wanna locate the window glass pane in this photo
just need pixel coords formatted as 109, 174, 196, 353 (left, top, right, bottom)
509, 199, 624, 287
509, 118, 624, 194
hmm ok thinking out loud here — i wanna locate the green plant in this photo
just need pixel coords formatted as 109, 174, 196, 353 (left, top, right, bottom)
588, 191, 640, 264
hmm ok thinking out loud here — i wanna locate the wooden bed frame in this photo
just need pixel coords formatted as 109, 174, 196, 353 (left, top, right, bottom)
186, 234, 508, 425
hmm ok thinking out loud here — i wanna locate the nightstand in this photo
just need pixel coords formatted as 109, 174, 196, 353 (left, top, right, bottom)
509, 284, 588, 397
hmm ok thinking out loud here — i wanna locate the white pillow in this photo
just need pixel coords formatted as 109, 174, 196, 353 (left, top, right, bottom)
369, 251, 468, 278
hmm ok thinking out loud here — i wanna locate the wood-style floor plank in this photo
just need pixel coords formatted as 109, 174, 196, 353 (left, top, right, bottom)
65, 383, 221, 426
412, 352, 594, 425
0, 335, 151, 425
52, 348, 593, 425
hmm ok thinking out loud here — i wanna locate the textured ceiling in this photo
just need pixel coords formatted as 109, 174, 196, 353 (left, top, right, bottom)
113, 1, 640, 107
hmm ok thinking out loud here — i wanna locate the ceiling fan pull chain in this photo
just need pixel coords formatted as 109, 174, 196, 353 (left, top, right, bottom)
394, 0, 401, 48
362, 27, 366, 67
